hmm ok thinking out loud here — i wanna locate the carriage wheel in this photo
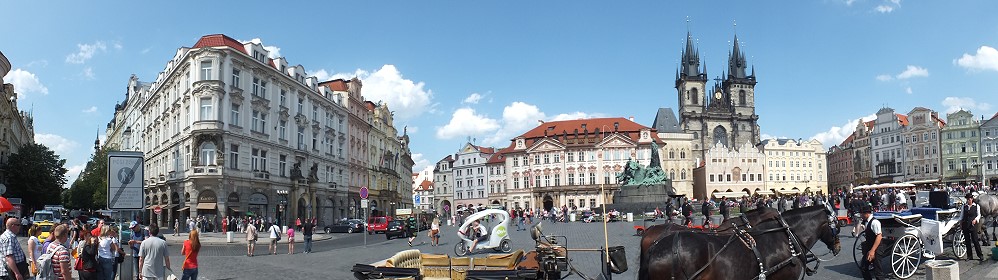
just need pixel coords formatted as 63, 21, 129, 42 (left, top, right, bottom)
890, 235, 922, 279
455, 241, 469, 256
950, 227, 967, 259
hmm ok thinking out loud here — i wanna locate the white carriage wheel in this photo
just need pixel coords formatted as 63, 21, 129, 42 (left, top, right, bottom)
890, 234, 922, 279
950, 227, 967, 259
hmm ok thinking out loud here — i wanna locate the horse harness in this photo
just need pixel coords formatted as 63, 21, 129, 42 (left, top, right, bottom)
675, 213, 820, 280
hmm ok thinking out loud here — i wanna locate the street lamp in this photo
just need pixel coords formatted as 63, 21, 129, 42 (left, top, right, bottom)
277, 189, 289, 226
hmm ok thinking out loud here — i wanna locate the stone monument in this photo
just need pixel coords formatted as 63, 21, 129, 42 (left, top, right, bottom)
603, 143, 676, 213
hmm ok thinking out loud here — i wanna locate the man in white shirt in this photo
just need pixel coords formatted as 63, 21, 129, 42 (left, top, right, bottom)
859, 205, 883, 280
962, 193, 984, 261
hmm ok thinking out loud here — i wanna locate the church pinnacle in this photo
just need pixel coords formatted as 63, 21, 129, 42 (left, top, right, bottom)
679, 31, 702, 78
727, 34, 750, 79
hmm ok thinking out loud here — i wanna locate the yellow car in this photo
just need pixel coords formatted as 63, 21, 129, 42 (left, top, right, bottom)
36, 221, 54, 240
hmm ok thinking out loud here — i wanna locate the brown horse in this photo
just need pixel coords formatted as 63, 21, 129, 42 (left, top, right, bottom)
643, 205, 841, 280
638, 207, 781, 280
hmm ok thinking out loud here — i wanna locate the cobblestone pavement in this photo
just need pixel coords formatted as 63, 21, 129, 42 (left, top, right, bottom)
20, 219, 998, 279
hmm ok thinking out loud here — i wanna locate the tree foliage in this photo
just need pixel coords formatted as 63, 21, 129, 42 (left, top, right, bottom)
63, 145, 116, 210
2, 143, 68, 211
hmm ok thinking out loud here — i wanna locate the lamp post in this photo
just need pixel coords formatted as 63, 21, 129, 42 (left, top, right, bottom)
277, 189, 289, 226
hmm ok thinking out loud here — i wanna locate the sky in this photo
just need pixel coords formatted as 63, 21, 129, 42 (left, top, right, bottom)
3, 0, 998, 187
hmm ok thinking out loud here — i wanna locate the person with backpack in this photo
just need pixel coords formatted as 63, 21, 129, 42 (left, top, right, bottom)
44, 224, 73, 280
138, 224, 171, 280
0, 217, 27, 280
245, 221, 258, 257
267, 222, 281, 255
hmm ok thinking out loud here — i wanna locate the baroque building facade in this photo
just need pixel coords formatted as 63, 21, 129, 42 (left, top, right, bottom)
826, 136, 855, 191
699, 141, 766, 196
981, 113, 998, 186
102, 34, 411, 229
452, 143, 493, 208
432, 155, 455, 218
901, 107, 944, 183
0, 51, 35, 168
940, 109, 981, 184
503, 118, 660, 211
758, 139, 828, 194
652, 108, 695, 196
870, 107, 908, 183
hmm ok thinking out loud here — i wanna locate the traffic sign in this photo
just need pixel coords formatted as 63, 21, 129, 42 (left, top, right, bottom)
361, 199, 369, 208
107, 151, 145, 210
360, 187, 369, 199
154, 206, 162, 214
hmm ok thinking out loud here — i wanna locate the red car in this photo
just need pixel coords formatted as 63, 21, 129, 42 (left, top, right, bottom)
366, 216, 393, 234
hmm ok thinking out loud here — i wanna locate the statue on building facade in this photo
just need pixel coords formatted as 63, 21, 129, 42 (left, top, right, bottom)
308, 162, 319, 182
290, 161, 303, 179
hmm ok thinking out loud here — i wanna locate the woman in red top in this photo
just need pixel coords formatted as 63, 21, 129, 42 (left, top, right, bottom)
181, 229, 201, 280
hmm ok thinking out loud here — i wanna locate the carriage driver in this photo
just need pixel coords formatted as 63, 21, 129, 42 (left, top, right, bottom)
859, 204, 884, 280
962, 193, 985, 261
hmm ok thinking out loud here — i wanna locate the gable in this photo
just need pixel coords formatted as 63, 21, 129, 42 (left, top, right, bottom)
527, 138, 566, 152
595, 133, 637, 148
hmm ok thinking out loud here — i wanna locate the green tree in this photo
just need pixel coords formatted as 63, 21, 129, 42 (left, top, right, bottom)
2, 143, 68, 211
64, 145, 115, 210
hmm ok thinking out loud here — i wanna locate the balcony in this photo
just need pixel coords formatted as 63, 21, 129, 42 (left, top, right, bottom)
192, 120, 224, 132
253, 170, 271, 180
191, 165, 222, 178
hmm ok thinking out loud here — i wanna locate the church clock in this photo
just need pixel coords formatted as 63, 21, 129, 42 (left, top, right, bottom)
714, 91, 722, 100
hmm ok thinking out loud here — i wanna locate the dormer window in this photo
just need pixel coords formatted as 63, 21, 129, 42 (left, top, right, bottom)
252, 50, 266, 63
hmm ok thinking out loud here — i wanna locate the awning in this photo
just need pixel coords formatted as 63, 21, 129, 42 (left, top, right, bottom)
756, 190, 776, 195
228, 206, 241, 212
145, 205, 159, 210
903, 179, 939, 185
178, 207, 190, 212
196, 203, 217, 210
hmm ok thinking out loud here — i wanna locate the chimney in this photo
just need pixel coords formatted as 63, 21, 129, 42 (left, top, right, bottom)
629, 116, 634, 122
538, 120, 544, 125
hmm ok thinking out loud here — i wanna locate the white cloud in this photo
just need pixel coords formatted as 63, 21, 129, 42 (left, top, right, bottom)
411, 153, 432, 173
874, 0, 901, 13
875, 5, 894, 13
35, 133, 79, 156
955, 46, 998, 72
335, 65, 433, 121
66, 41, 108, 64
941, 97, 992, 114
82, 67, 96, 80
463, 93, 484, 104
140, 48, 152, 54
113, 42, 123, 50
405, 126, 419, 134
811, 114, 877, 147
240, 38, 282, 58
82, 106, 97, 113
905, 87, 913, 94
875, 74, 893, 81
2, 69, 49, 97
844, 0, 858, 6
760, 133, 786, 140
435, 108, 500, 139
26, 60, 48, 68
549, 112, 603, 121
64, 164, 86, 187
310, 69, 333, 82
896, 65, 928, 79
485, 102, 547, 144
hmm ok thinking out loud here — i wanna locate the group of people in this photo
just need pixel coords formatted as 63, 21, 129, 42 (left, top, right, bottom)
0, 216, 202, 280
243, 218, 317, 257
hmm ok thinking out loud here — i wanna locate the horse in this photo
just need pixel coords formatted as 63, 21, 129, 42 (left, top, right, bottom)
643, 205, 841, 280
974, 193, 998, 244
638, 207, 781, 280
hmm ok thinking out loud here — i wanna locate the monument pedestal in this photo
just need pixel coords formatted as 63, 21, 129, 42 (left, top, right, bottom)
599, 183, 675, 214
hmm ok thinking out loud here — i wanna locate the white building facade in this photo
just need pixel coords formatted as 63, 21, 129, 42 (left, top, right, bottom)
981, 113, 998, 187
702, 141, 766, 195
452, 144, 493, 208
901, 107, 943, 183
870, 107, 908, 183
758, 139, 828, 194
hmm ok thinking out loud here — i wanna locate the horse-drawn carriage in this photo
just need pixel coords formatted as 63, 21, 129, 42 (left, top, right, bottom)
852, 208, 966, 279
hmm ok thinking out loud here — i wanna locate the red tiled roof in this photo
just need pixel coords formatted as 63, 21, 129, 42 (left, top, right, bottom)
487, 147, 513, 164
474, 145, 495, 155
319, 79, 349, 91
268, 58, 277, 69
417, 180, 433, 191
364, 101, 376, 111
895, 114, 909, 126
192, 34, 247, 54
442, 155, 454, 163
514, 117, 660, 147
840, 134, 855, 146
864, 120, 874, 129
932, 115, 947, 127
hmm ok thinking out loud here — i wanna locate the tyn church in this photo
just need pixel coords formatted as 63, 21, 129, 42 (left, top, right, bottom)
675, 32, 761, 162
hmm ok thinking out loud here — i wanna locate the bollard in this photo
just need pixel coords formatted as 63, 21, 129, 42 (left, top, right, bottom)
626, 213, 633, 222
924, 260, 959, 280
119, 255, 134, 280
227, 231, 234, 243
570, 213, 576, 222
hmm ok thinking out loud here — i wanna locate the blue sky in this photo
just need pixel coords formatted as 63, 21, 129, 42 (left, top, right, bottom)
3, 0, 998, 186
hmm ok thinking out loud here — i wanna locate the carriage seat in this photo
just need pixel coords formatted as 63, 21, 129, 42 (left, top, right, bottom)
383, 249, 422, 269
876, 213, 922, 228
414, 250, 526, 280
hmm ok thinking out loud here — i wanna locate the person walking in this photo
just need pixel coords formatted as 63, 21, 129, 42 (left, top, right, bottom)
26, 225, 41, 277
267, 222, 281, 255
138, 224, 171, 280
429, 218, 441, 246
174, 219, 181, 236
962, 193, 985, 261
181, 230, 200, 280
98, 225, 120, 280
301, 220, 313, 254
77, 225, 99, 280
286, 224, 295, 254
245, 221, 257, 257
406, 216, 417, 247
859, 205, 883, 280
127, 221, 148, 280
0, 217, 27, 280
48, 224, 73, 280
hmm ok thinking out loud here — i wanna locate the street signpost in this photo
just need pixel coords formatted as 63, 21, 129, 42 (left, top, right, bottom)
360, 187, 369, 199
107, 151, 144, 210
154, 206, 162, 215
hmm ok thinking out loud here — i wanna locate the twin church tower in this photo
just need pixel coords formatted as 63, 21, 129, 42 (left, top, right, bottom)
675, 31, 761, 160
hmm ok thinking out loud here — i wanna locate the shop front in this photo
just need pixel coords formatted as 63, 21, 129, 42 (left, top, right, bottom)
248, 192, 269, 219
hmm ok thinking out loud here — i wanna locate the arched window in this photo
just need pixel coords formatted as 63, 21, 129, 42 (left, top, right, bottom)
680, 169, 687, 180
669, 169, 676, 180
691, 88, 699, 105
738, 90, 746, 106
680, 150, 686, 159
713, 126, 728, 147
669, 149, 675, 159
199, 142, 217, 165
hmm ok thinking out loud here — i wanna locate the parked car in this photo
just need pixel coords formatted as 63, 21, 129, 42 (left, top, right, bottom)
366, 216, 393, 234
325, 219, 365, 233
384, 220, 408, 240
36, 221, 54, 240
